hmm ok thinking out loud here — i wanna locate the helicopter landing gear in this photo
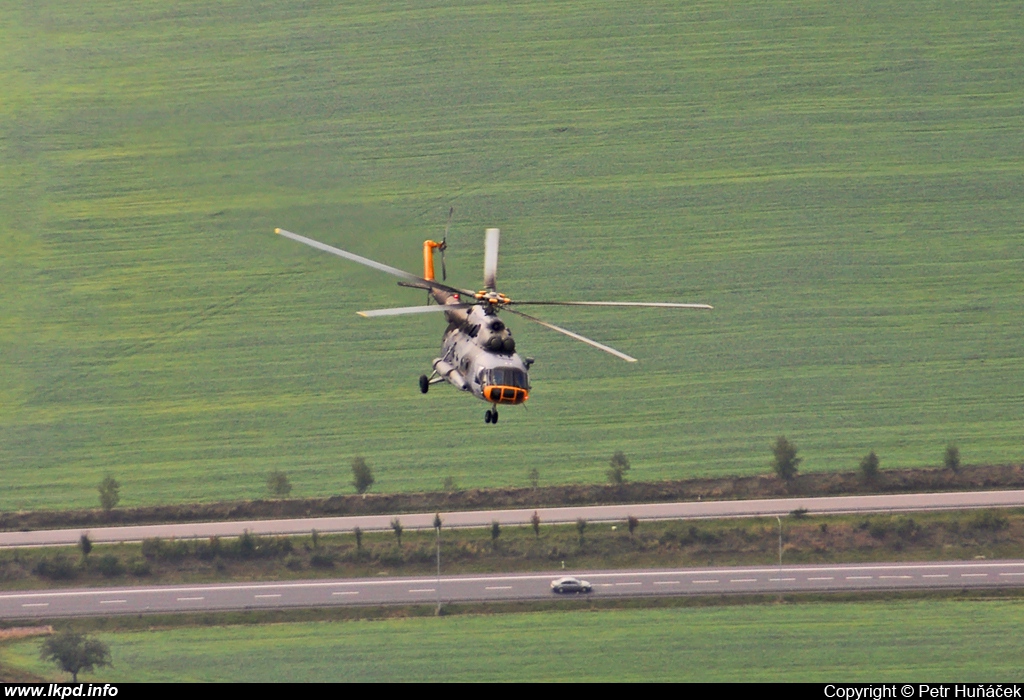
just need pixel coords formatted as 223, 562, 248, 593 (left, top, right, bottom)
419, 374, 430, 394
485, 408, 499, 424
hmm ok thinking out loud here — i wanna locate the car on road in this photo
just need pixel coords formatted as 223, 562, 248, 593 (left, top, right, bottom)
550, 576, 592, 594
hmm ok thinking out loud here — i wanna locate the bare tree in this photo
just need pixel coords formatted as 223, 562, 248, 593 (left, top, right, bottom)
627, 515, 639, 539
528, 467, 540, 489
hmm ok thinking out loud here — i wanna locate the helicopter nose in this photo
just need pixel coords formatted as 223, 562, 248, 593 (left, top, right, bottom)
482, 386, 528, 405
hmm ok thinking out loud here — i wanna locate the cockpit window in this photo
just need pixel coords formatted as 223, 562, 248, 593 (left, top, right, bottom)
487, 367, 528, 388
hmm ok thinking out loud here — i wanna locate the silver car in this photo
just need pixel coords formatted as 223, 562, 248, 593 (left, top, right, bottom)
550, 576, 592, 594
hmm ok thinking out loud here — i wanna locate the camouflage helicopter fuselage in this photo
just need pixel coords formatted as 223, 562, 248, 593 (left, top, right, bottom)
429, 289, 530, 406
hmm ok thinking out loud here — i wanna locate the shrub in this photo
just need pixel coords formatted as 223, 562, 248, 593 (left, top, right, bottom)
98, 475, 120, 512
391, 517, 403, 547
128, 559, 151, 576
944, 444, 961, 472
967, 510, 1008, 532
860, 450, 880, 482
528, 467, 540, 489
194, 536, 222, 561
96, 554, 124, 577
141, 537, 190, 562
79, 534, 92, 558
607, 451, 631, 484
310, 552, 336, 569
531, 511, 541, 538
351, 457, 375, 494
33, 555, 77, 581
266, 470, 292, 497
771, 437, 801, 481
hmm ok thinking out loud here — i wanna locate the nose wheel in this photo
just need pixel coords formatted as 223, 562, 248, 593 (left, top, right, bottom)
485, 408, 499, 424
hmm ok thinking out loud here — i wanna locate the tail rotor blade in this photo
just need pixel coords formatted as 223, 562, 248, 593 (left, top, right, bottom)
483, 228, 500, 291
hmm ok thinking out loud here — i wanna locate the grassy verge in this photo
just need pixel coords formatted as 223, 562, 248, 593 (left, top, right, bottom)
5, 508, 1024, 591
4, 463, 1024, 532
6, 597, 1024, 681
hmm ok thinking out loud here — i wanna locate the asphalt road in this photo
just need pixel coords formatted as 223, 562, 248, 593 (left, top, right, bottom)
4, 560, 1024, 620
4, 489, 1024, 548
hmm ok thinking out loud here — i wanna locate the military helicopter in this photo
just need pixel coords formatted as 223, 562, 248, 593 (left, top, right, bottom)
275, 214, 711, 424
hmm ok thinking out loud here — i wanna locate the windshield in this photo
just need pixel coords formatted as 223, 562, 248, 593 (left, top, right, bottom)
487, 367, 528, 388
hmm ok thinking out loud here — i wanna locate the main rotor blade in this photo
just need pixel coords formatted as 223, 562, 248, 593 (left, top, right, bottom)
357, 303, 475, 318
483, 227, 500, 291
509, 301, 714, 310
276, 228, 471, 296
505, 308, 638, 362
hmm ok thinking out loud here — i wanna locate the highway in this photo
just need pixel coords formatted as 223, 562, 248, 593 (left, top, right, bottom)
4, 560, 1024, 619
3, 489, 1024, 548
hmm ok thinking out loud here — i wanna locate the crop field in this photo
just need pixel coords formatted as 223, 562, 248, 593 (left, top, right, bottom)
2, 0, 1023, 510
5, 600, 1024, 681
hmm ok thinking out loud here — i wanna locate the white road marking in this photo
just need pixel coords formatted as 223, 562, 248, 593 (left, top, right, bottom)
332, 591, 358, 596
100, 600, 127, 604
769, 577, 796, 582
846, 576, 873, 580
807, 577, 834, 581
692, 579, 719, 584
615, 582, 643, 586
922, 574, 948, 579
21, 603, 48, 608
485, 586, 512, 590
409, 588, 435, 593
176, 597, 204, 602
730, 578, 758, 583
879, 575, 912, 580
999, 572, 1024, 577
961, 573, 988, 578
254, 594, 281, 599
653, 581, 681, 585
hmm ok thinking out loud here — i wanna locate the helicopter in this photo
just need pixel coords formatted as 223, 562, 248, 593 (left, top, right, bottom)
275, 213, 712, 424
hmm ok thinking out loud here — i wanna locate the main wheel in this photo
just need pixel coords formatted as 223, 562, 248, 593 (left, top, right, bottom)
484, 410, 493, 423
492, 409, 499, 424
419, 375, 429, 394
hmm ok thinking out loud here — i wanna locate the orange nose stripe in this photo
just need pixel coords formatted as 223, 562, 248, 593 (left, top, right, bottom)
483, 386, 528, 404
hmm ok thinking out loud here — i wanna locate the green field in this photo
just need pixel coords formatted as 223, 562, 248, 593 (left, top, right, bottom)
5, 600, 1024, 681
3, 0, 1023, 510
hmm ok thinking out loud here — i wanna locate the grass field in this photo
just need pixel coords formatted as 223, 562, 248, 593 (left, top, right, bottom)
5, 600, 1024, 681
2, 0, 1023, 510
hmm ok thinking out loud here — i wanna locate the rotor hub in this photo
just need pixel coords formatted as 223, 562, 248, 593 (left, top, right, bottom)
475, 290, 511, 306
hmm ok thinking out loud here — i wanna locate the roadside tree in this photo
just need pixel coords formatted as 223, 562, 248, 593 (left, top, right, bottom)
39, 631, 111, 683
